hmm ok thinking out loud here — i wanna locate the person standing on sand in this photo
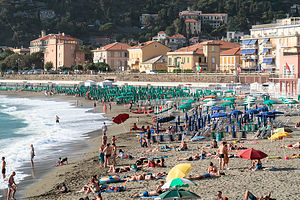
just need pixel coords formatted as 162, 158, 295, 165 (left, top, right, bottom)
102, 122, 107, 135
7, 171, 17, 200
109, 103, 111, 111
218, 141, 226, 171
103, 143, 112, 168
56, 115, 60, 123
112, 143, 117, 166
99, 144, 105, 167
30, 144, 35, 168
102, 132, 107, 146
224, 143, 229, 170
103, 103, 107, 113
2, 157, 6, 179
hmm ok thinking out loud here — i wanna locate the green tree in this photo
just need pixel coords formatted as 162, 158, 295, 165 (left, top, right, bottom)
0, 49, 14, 60
44, 62, 53, 71
0, 62, 7, 72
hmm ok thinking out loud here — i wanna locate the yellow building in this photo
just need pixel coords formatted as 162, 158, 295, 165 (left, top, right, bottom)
167, 40, 239, 72
127, 41, 171, 71
220, 48, 241, 73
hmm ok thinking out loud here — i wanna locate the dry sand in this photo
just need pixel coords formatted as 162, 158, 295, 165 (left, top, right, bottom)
1, 91, 300, 200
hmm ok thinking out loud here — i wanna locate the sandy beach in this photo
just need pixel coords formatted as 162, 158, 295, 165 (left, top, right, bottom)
0, 90, 299, 200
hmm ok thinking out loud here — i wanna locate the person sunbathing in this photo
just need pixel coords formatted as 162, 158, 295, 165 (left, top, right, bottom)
155, 158, 165, 167
56, 157, 68, 166
244, 190, 272, 200
107, 165, 131, 173
281, 141, 300, 149
177, 153, 201, 161
199, 139, 218, 149
248, 159, 263, 171
208, 162, 220, 176
131, 181, 165, 198
176, 140, 188, 151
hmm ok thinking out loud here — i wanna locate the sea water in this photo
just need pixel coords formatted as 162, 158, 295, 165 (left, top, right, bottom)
0, 95, 107, 191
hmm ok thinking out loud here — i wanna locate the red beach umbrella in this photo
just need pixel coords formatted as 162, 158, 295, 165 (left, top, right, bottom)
113, 113, 129, 124
237, 149, 268, 160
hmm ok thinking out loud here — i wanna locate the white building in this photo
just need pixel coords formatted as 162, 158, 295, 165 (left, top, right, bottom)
152, 31, 168, 43
240, 17, 300, 72
226, 31, 244, 43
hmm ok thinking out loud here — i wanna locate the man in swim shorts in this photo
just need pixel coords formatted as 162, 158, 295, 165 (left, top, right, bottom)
244, 190, 272, 200
7, 171, 17, 200
30, 144, 35, 168
2, 157, 6, 179
218, 141, 227, 171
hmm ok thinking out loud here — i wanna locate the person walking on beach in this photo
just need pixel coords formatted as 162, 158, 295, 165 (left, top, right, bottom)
146, 126, 151, 148
2, 157, 6, 179
109, 103, 111, 111
102, 122, 107, 135
103, 143, 112, 168
102, 132, 107, 146
218, 141, 227, 171
56, 115, 60, 123
30, 144, 35, 168
103, 103, 107, 113
7, 171, 17, 200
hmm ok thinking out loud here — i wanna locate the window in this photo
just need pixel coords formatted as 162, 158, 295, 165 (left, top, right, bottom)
169, 58, 172, 65
212, 46, 215, 52
120, 52, 122, 57
124, 52, 128, 57
187, 57, 189, 63
120, 61, 122, 66
212, 57, 216, 64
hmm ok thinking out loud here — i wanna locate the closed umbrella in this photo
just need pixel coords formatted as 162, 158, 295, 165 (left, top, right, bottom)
158, 116, 176, 123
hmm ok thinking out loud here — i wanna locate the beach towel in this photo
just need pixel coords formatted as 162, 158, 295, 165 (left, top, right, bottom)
134, 196, 159, 199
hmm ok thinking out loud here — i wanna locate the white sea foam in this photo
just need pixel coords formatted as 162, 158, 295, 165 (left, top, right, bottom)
0, 95, 109, 190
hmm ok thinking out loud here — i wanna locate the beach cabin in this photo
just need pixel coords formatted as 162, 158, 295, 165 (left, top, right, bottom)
84, 80, 96, 87
97, 80, 114, 87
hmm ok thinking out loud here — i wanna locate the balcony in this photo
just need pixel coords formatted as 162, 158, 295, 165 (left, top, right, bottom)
262, 54, 275, 58
263, 44, 272, 48
242, 45, 258, 49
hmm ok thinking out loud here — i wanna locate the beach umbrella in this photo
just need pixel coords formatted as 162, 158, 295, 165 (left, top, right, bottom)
263, 100, 279, 108
246, 109, 259, 114
186, 99, 195, 104
112, 113, 129, 124
269, 132, 291, 140
229, 110, 243, 115
211, 106, 225, 111
177, 116, 181, 125
162, 178, 197, 189
274, 128, 293, 133
257, 107, 268, 112
278, 97, 286, 100
225, 90, 234, 93
211, 113, 227, 118
158, 188, 200, 199
221, 102, 234, 107
166, 163, 192, 182
269, 111, 284, 115
185, 112, 188, 122
223, 97, 236, 101
237, 149, 268, 160
158, 116, 176, 123
175, 122, 178, 133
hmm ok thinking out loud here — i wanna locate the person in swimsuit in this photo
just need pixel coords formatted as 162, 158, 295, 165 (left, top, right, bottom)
112, 143, 117, 166
99, 144, 105, 167
103, 143, 112, 168
2, 157, 6, 179
249, 159, 263, 171
30, 144, 35, 168
7, 171, 17, 200
131, 181, 165, 198
244, 190, 272, 200
218, 141, 227, 171
56, 115, 60, 123
208, 162, 219, 176
102, 132, 107, 146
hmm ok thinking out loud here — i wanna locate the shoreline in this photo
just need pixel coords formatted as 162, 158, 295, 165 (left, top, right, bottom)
0, 91, 108, 199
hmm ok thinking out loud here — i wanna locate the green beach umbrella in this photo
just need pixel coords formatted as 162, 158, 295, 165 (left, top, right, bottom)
159, 189, 200, 199
263, 100, 279, 105
223, 97, 236, 101
221, 102, 234, 106
225, 90, 234, 93
278, 97, 286, 100
162, 178, 197, 189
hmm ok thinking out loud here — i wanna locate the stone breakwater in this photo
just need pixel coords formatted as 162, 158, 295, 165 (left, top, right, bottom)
2, 73, 273, 84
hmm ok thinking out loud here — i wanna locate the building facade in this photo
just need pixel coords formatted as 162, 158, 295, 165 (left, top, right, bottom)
185, 19, 201, 35
140, 56, 167, 72
220, 47, 241, 73
167, 40, 239, 72
30, 32, 84, 70
92, 42, 130, 71
127, 41, 170, 71
152, 31, 168, 43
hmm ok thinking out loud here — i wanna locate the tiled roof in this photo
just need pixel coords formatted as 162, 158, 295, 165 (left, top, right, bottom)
32, 34, 80, 42
99, 42, 130, 51
175, 43, 204, 55
200, 40, 240, 50
220, 47, 241, 55
185, 19, 198, 23
200, 13, 227, 16
158, 31, 166, 34
128, 41, 155, 49
169, 34, 186, 39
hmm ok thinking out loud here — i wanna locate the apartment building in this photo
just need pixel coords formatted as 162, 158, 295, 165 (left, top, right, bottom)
185, 19, 201, 35
220, 47, 241, 73
240, 17, 300, 95
92, 42, 130, 71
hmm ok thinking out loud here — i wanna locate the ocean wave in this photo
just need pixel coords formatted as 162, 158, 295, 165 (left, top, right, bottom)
0, 95, 110, 190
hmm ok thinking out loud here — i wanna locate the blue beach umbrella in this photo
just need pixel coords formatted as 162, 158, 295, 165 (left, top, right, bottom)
175, 122, 178, 133
211, 113, 227, 118
246, 109, 259, 114
177, 115, 181, 125
229, 110, 243, 115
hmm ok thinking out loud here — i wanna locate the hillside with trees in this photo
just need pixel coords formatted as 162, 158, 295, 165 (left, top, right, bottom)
0, 0, 299, 47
